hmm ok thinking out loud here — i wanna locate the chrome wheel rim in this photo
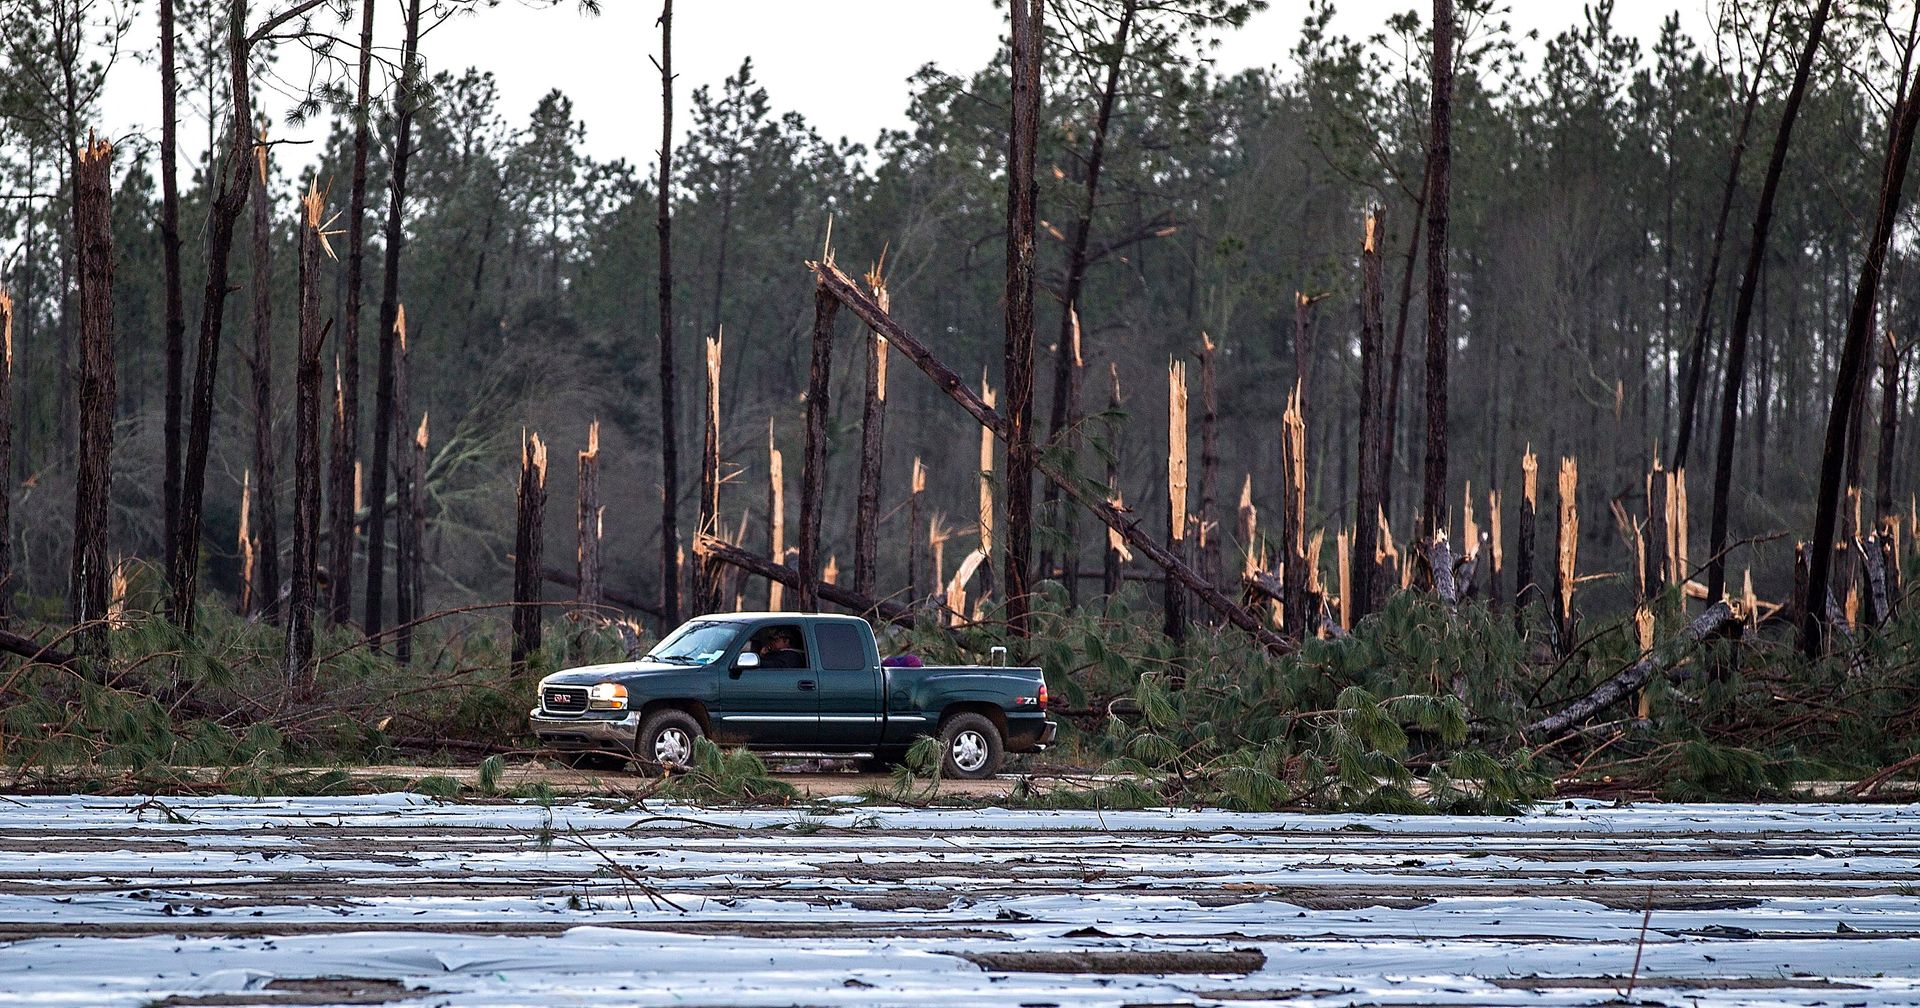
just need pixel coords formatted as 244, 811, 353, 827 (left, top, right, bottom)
653, 727, 693, 766
950, 730, 989, 773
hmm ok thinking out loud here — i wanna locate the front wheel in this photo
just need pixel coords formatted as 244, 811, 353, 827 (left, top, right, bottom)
939, 713, 1005, 780
636, 709, 703, 777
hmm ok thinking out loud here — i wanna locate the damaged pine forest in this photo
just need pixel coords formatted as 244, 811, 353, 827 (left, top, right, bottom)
4, 0, 1920, 808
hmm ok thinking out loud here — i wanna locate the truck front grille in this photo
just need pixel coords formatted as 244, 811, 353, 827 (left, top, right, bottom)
541, 686, 589, 717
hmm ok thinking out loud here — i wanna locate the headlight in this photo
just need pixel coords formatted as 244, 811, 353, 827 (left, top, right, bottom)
587, 682, 628, 711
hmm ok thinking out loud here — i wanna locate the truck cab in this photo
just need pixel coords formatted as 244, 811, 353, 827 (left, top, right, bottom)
528, 612, 1055, 779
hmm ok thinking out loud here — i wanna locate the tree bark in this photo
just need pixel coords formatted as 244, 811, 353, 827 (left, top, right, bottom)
171, 1, 256, 630
285, 189, 327, 693
365, 0, 424, 637
70, 138, 115, 651
1281, 390, 1309, 634
854, 269, 889, 602
392, 313, 414, 664
248, 131, 280, 623
812, 261, 1290, 652
512, 431, 548, 667
798, 282, 838, 613
1104, 364, 1126, 599
1803, 38, 1920, 654
1197, 335, 1221, 598
1706, 0, 1834, 602
1419, 0, 1455, 543
0, 291, 10, 620
328, 0, 378, 626
1003, 0, 1042, 636
577, 420, 603, 614
1515, 448, 1538, 626
159, 0, 185, 565
1876, 332, 1902, 521
695, 331, 723, 614
654, 0, 682, 626
700, 534, 917, 627
1354, 210, 1386, 621
1380, 166, 1427, 527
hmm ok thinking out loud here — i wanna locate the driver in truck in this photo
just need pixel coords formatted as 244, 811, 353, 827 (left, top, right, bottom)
756, 629, 807, 668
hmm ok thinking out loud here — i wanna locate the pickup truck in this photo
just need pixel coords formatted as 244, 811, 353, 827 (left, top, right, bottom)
529, 612, 1056, 779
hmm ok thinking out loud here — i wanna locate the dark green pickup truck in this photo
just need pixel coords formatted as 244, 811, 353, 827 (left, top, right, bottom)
529, 612, 1056, 779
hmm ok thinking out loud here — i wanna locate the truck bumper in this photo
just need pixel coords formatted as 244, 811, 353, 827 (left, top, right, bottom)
528, 708, 640, 752
1006, 717, 1058, 753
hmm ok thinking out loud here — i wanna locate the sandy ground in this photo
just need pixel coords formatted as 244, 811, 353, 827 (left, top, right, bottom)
340, 760, 1047, 798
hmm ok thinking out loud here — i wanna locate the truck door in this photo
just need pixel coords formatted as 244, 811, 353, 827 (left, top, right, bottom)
714, 622, 816, 747
810, 622, 882, 748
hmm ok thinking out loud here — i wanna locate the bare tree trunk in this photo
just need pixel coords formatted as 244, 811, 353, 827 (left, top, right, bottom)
1197, 335, 1220, 599
365, 0, 424, 637
1515, 448, 1538, 627
1804, 35, 1920, 655
70, 138, 115, 651
1354, 210, 1386, 621
172, 1, 256, 630
577, 420, 602, 614
249, 132, 279, 623
654, 0, 682, 626
766, 423, 785, 610
1672, 7, 1776, 468
1707, 0, 1834, 602
1645, 462, 1669, 601
0, 291, 11, 619
285, 189, 327, 693
392, 312, 414, 664
512, 431, 548, 667
854, 268, 890, 602
408, 412, 426, 633
1420, 0, 1455, 544
798, 282, 838, 613
1103, 364, 1125, 599
1381, 168, 1427, 527
696, 331, 723, 614
1042, 0, 1134, 587
1877, 331, 1902, 521
1003, 0, 1042, 636
159, 0, 184, 563
328, 0, 378, 626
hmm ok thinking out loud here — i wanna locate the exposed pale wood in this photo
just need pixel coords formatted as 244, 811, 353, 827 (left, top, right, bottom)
1336, 528, 1351, 629
980, 378, 998, 559
1281, 385, 1308, 632
908, 456, 925, 604
1166, 359, 1190, 642
1554, 457, 1580, 653
696, 330, 724, 614
767, 421, 785, 611
239, 469, 256, 616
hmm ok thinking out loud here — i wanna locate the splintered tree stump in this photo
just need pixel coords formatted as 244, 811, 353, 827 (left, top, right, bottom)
798, 282, 838, 613
70, 138, 116, 651
284, 188, 329, 693
512, 432, 548, 667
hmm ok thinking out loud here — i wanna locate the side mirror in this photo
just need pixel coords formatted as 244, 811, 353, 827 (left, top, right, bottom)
733, 651, 761, 670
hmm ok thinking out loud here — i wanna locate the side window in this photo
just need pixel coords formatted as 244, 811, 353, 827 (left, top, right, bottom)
750, 625, 809, 669
814, 624, 868, 671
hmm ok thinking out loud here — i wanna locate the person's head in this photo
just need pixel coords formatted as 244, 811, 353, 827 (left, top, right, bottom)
764, 630, 793, 652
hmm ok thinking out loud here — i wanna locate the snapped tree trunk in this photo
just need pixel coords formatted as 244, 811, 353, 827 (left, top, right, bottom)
1197, 335, 1221, 598
695, 331, 723, 614
654, 0, 681, 626
512, 431, 548, 667
1003, 0, 1042, 637
391, 311, 414, 665
248, 131, 280, 623
285, 188, 328, 693
853, 267, 890, 602
1420, 0, 1455, 543
0, 291, 12, 620
798, 281, 838, 612
1803, 39, 1920, 655
1706, 0, 1834, 602
577, 419, 603, 614
1553, 457, 1579, 655
1165, 360, 1189, 642
365, 0, 424, 637
1523, 599, 1740, 741
1104, 364, 1126, 599
1281, 388, 1309, 634
1353, 209, 1386, 621
70, 138, 115, 651
766, 422, 785, 610
1515, 447, 1538, 626
328, 0, 377, 626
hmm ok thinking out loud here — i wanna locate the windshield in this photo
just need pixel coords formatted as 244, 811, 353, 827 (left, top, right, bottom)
645, 621, 740, 665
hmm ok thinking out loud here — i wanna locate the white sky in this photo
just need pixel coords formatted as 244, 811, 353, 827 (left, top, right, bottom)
98, 0, 1719, 172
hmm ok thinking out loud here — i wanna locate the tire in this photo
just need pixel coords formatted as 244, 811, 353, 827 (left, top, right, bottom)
938, 712, 1004, 780
561, 751, 628, 772
635, 709, 703, 777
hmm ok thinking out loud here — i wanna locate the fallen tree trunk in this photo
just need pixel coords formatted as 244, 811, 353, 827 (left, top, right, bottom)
1522, 599, 1739, 741
698, 534, 916, 627
541, 568, 665, 619
810, 260, 1291, 652
0, 627, 77, 668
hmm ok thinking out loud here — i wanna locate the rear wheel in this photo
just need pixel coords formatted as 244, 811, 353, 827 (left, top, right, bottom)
636, 709, 703, 777
938, 713, 1004, 780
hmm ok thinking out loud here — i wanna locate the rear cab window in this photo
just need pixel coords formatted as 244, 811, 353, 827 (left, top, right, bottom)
813, 623, 870, 671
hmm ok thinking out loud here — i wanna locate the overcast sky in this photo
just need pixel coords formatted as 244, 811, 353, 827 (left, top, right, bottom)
99, 1, 1719, 173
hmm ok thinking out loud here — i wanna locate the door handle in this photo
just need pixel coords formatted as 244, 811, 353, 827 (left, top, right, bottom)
797, 680, 816, 691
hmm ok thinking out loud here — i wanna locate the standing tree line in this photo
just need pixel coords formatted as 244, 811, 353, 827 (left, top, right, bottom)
0, 0, 1918, 675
